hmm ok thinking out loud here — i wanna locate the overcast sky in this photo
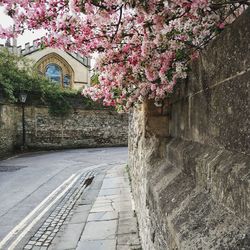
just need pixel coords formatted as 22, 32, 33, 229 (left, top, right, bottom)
0, 6, 46, 47
0, 6, 96, 67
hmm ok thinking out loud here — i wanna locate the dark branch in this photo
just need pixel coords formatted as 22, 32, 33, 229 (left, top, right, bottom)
111, 5, 123, 42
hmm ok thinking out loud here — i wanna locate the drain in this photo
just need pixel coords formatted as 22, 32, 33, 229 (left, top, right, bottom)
84, 176, 94, 187
0, 166, 28, 172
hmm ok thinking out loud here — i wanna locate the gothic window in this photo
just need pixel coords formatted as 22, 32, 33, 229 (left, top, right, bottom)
45, 64, 62, 84
37, 53, 73, 88
63, 75, 71, 88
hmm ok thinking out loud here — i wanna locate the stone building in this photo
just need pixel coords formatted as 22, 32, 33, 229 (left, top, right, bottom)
0, 39, 91, 91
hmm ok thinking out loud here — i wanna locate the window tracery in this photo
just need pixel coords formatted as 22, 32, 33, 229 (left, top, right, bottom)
36, 53, 74, 88
45, 64, 62, 84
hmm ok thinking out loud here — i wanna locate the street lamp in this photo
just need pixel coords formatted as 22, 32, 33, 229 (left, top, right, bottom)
19, 91, 28, 150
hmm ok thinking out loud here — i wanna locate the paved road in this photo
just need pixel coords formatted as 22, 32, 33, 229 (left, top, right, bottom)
0, 147, 128, 249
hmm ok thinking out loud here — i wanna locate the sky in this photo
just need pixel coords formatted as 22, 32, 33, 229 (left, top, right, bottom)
0, 6, 46, 47
0, 6, 97, 68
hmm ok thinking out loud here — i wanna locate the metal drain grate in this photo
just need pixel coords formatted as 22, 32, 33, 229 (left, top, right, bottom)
0, 166, 28, 172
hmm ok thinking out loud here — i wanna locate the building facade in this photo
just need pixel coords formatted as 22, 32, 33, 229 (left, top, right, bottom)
0, 39, 91, 91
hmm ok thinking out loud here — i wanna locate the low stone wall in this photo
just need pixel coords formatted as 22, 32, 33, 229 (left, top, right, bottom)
24, 106, 128, 149
129, 9, 250, 250
0, 104, 18, 158
0, 103, 128, 158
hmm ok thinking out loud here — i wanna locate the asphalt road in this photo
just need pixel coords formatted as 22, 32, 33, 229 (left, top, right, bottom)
0, 147, 128, 249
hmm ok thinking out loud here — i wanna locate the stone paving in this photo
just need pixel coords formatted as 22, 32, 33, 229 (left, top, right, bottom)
76, 165, 142, 250
23, 165, 141, 250
24, 171, 97, 250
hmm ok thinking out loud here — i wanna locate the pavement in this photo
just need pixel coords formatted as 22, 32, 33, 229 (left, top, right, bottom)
0, 148, 142, 250
51, 165, 141, 250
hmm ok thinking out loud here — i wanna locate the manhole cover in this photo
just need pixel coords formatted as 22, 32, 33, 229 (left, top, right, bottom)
0, 166, 28, 172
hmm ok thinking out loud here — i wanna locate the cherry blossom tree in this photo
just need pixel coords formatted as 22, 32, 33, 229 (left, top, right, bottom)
0, 0, 248, 111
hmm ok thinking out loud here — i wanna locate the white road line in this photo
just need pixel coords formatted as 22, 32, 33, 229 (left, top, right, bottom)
0, 163, 108, 250
8, 172, 82, 250
0, 173, 77, 250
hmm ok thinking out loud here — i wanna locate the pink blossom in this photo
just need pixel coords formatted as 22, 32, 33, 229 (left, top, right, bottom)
218, 22, 225, 29
0, 0, 243, 111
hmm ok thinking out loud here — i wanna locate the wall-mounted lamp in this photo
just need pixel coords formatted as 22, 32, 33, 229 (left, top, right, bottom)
19, 91, 28, 103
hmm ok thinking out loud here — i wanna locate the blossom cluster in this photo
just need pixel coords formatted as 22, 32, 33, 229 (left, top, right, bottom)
0, 0, 247, 111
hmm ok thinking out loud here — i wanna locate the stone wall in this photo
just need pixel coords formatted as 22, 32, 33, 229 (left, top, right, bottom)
23, 106, 128, 149
0, 103, 128, 158
129, 9, 250, 250
0, 104, 18, 159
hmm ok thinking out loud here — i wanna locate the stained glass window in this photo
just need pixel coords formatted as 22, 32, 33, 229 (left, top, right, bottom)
45, 64, 62, 84
63, 75, 71, 88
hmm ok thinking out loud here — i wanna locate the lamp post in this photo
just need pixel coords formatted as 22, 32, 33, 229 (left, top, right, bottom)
19, 91, 27, 150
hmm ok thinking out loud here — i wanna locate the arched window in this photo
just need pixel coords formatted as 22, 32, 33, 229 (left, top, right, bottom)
63, 75, 71, 88
45, 64, 62, 84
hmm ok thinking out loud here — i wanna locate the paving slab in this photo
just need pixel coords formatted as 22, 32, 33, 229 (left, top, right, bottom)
119, 217, 137, 226
118, 223, 138, 235
80, 220, 117, 240
87, 211, 118, 222
101, 179, 128, 189
77, 239, 116, 250
117, 244, 142, 250
76, 165, 141, 250
68, 211, 89, 224
114, 201, 132, 212
93, 199, 112, 205
117, 233, 141, 245
54, 223, 84, 249
74, 204, 92, 213
91, 202, 114, 212
98, 187, 131, 196
119, 211, 135, 219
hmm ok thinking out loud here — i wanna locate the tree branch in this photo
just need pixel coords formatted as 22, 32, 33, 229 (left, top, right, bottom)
111, 5, 123, 42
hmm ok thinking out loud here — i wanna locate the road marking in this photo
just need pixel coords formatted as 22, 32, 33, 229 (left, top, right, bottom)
8, 172, 82, 250
0, 173, 78, 250
0, 163, 108, 250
